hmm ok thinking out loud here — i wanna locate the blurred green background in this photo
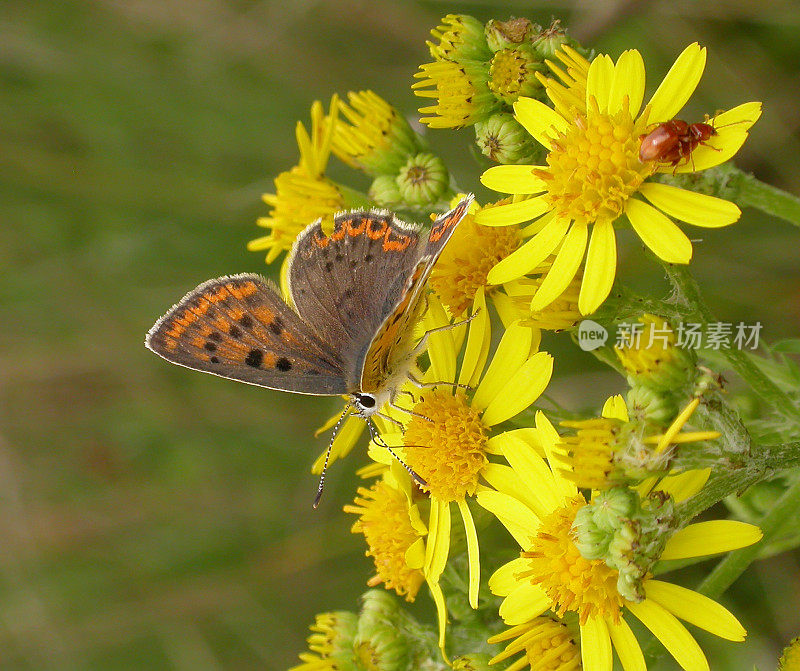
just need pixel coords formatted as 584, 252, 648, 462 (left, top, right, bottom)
1, 1, 799, 669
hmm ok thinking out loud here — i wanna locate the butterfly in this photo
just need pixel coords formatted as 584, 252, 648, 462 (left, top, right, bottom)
146, 195, 474, 498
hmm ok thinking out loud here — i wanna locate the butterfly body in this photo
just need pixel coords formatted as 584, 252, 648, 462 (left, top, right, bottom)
146, 195, 474, 419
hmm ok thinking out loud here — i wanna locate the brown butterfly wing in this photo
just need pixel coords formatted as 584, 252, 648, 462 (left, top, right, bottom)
357, 195, 474, 392
146, 274, 348, 395
286, 211, 426, 391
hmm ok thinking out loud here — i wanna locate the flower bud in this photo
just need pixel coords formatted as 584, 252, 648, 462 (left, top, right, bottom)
484, 17, 536, 52
531, 19, 576, 60
369, 174, 402, 208
428, 14, 491, 62
488, 45, 546, 105
474, 112, 541, 164
395, 153, 449, 206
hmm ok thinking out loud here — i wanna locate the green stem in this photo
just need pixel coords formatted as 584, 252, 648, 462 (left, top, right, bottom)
663, 264, 800, 425
727, 167, 800, 228
697, 476, 800, 599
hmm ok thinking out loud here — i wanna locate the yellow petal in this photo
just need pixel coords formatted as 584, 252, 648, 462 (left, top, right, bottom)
530, 223, 587, 312
423, 294, 456, 384
601, 395, 629, 421
499, 583, 551, 625
480, 463, 546, 521
483, 352, 553, 426
671, 102, 762, 174
608, 618, 646, 671
646, 43, 707, 123
580, 617, 613, 671
608, 50, 645, 117
481, 165, 548, 195
625, 198, 693, 264
489, 557, 529, 595
458, 287, 490, 388
626, 599, 709, 671
456, 499, 480, 609
645, 580, 746, 641
493, 432, 563, 517
488, 216, 570, 284
475, 197, 550, 226
428, 579, 448, 650
513, 96, 569, 150
639, 183, 740, 228
579, 218, 617, 315
405, 538, 426, 569
535, 411, 578, 499
661, 520, 762, 560
488, 427, 544, 456
476, 489, 539, 548
653, 468, 711, 503
424, 499, 452, 579
473, 321, 533, 411
587, 54, 615, 113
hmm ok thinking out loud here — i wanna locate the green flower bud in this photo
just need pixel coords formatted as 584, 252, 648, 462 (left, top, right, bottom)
626, 384, 680, 426
369, 174, 402, 208
484, 17, 537, 52
428, 14, 491, 62
572, 504, 612, 559
531, 19, 576, 60
395, 153, 449, 206
488, 45, 546, 105
590, 487, 638, 532
474, 112, 541, 164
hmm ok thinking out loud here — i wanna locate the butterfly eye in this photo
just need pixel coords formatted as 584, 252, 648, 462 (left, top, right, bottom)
354, 393, 377, 410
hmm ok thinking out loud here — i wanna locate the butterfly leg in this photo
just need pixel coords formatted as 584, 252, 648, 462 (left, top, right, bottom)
407, 309, 480, 360
406, 371, 471, 392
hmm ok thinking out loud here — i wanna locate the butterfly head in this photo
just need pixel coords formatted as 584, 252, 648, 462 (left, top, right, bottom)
351, 391, 382, 417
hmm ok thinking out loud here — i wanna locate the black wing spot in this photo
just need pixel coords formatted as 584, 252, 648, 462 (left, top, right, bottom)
229, 325, 242, 338
210, 356, 220, 364
208, 331, 222, 341
239, 315, 254, 329
276, 357, 292, 372
324, 261, 334, 272
204, 342, 217, 352
269, 317, 284, 336
245, 349, 263, 368
364, 254, 373, 263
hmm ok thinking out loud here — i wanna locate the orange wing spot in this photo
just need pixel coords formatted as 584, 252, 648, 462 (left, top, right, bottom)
330, 220, 348, 241
383, 230, 412, 251
346, 216, 367, 237
262, 352, 278, 367
366, 218, 388, 239
164, 338, 178, 351
191, 335, 206, 348
213, 316, 230, 331
181, 309, 199, 324
429, 213, 458, 242
240, 281, 258, 297
252, 306, 275, 324
165, 325, 186, 338
312, 230, 330, 248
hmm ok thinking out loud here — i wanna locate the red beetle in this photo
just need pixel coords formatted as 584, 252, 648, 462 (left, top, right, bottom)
638, 119, 718, 168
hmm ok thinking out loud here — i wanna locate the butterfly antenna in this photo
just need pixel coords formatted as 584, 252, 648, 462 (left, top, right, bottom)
313, 404, 352, 509
366, 418, 428, 489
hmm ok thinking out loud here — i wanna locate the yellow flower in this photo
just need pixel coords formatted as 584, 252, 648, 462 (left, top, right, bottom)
558, 395, 720, 490
248, 96, 346, 264
369, 295, 553, 615
428, 197, 522, 318
344, 469, 426, 602
477, 44, 761, 315
413, 59, 500, 129
330, 90, 422, 176
477, 411, 763, 671
289, 611, 358, 671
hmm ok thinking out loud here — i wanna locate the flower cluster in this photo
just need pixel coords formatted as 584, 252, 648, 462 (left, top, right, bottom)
237, 13, 788, 671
